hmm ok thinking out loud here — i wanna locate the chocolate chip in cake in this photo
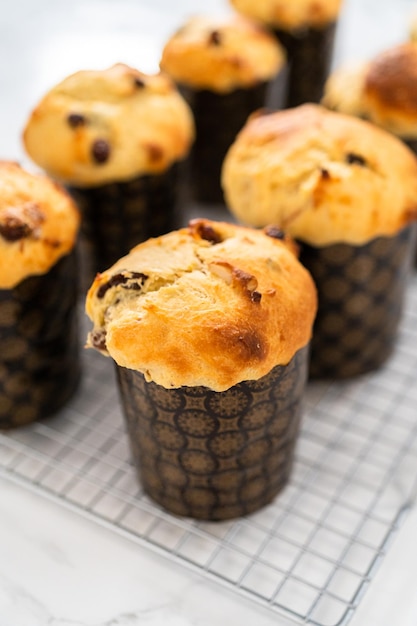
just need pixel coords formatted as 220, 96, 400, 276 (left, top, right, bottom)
90, 330, 107, 351
92, 139, 111, 164
189, 220, 223, 244
97, 273, 129, 298
265, 226, 286, 240
125, 280, 146, 291
0, 217, 31, 241
346, 152, 367, 167
320, 168, 330, 180
208, 30, 222, 45
67, 113, 87, 128
97, 271, 148, 298
133, 76, 146, 88
0, 203, 45, 242
250, 291, 262, 303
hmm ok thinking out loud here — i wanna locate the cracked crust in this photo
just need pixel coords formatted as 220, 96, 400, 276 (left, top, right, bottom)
222, 104, 417, 246
228, 0, 342, 30
23, 63, 195, 187
0, 161, 80, 289
160, 14, 285, 93
85, 219, 317, 391
322, 44, 417, 139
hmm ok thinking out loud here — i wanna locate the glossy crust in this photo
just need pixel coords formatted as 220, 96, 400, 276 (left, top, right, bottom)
323, 44, 417, 138
0, 161, 80, 289
160, 14, 285, 93
23, 64, 195, 187
222, 105, 417, 246
85, 219, 317, 391
228, 0, 343, 30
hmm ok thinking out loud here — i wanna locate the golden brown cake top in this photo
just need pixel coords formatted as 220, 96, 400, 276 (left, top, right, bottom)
228, 0, 343, 30
85, 218, 317, 391
23, 63, 195, 187
222, 104, 417, 246
0, 161, 80, 289
323, 43, 417, 138
160, 14, 285, 93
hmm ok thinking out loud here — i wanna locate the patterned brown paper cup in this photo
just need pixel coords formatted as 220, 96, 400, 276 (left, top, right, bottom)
68, 165, 180, 291
273, 22, 337, 108
115, 345, 309, 521
299, 225, 415, 379
0, 250, 80, 429
180, 79, 278, 205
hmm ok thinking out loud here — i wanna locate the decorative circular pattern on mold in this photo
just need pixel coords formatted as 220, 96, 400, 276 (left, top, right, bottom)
116, 346, 308, 520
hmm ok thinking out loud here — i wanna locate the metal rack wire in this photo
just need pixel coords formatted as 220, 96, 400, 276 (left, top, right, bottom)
1, 276, 417, 626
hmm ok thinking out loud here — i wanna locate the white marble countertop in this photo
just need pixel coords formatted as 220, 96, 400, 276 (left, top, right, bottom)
0, 471, 417, 626
2, 1, 417, 624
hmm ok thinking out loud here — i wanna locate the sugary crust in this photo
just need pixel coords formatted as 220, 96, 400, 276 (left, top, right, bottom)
0, 161, 80, 289
85, 219, 317, 391
228, 0, 342, 30
323, 44, 417, 138
222, 105, 417, 246
160, 14, 285, 93
23, 64, 195, 187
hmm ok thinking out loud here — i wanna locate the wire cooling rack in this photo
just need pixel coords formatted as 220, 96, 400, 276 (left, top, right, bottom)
1, 277, 417, 626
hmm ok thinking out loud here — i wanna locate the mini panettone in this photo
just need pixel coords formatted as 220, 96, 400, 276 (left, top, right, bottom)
159, 14, 286, 93
23, 63, 195, 286
222, 104, 417, 246
228, 0, 342, 108
228, 0, 342, 31
322, 43, 417, 139
0, 161, 80, 289
86, 219, 317, 392
159, 14, 286, 205
23, 63, 195, 187
0, 161, 81, 427
223, 104, 417, 379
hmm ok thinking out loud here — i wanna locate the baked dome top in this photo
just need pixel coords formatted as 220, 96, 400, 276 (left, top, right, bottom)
222, 104, 417, 246
323, 43, 417, 139
86, 218, 317, 391
0, 161, 80, 288
160, 14, 285, 93
23, 63, 195, 187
